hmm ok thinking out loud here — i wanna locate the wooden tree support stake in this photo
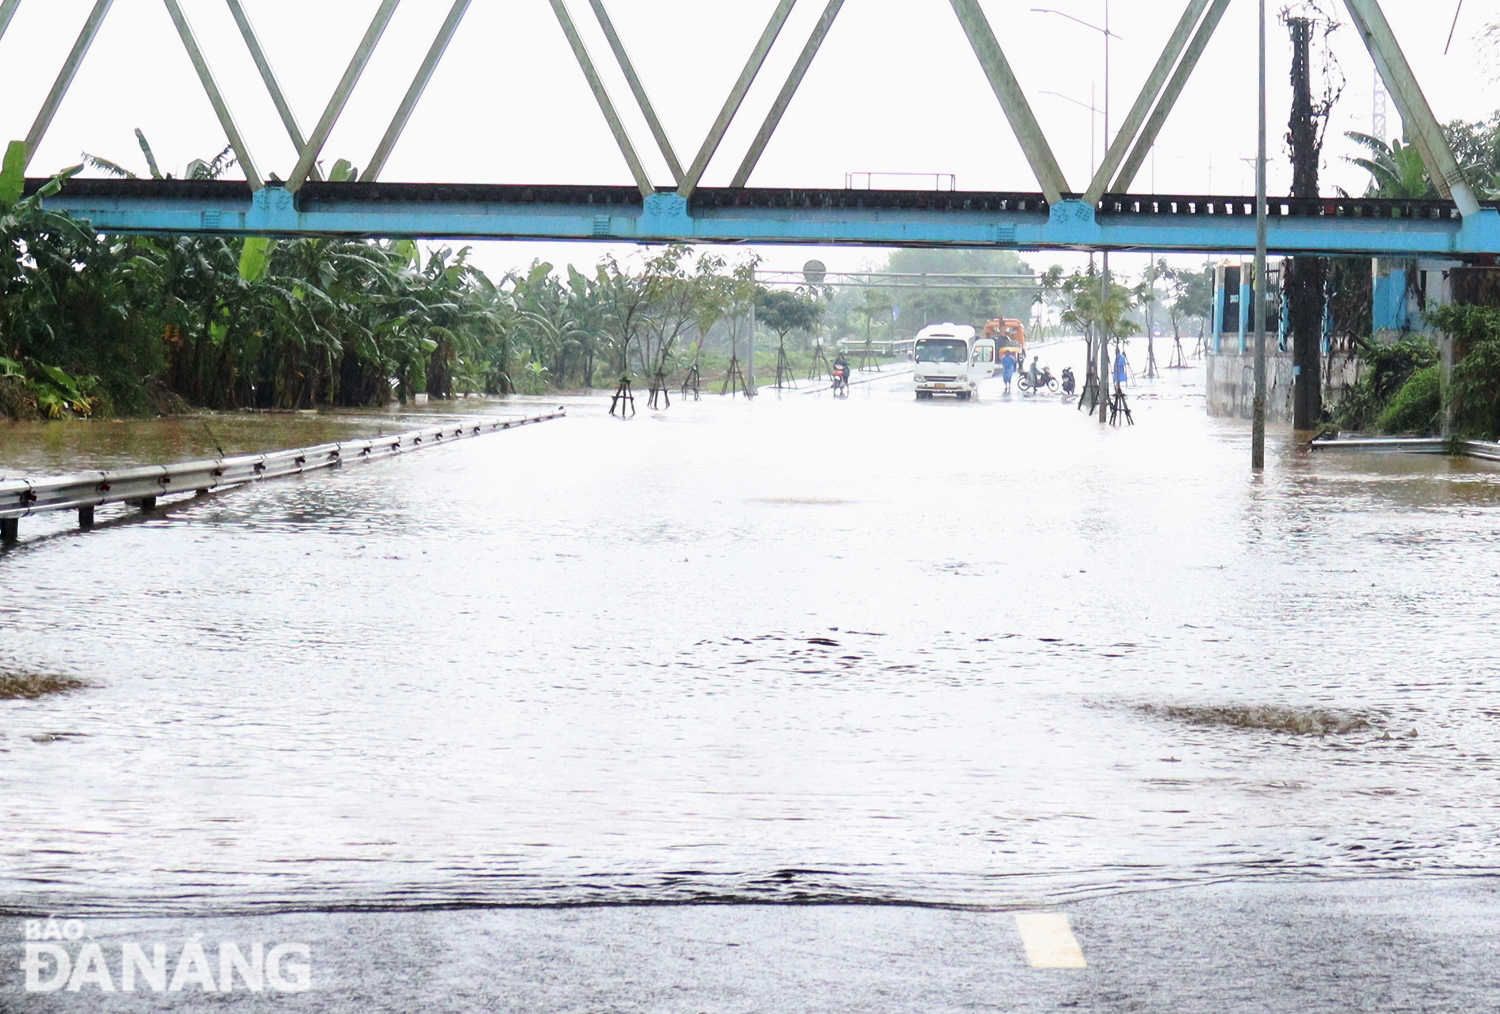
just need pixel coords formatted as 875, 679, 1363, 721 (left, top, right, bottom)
721, 353, 749, 397
774, 340, 797, 390
647, 370, 671, 409
807, 343, 831, 380
610, 376, 636, 417
680, 361, 702, 401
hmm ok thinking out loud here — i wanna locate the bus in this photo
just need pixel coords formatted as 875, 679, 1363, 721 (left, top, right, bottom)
912, 323, 997, 400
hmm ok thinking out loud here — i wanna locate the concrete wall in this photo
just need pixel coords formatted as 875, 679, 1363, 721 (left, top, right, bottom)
1206, 350, 1359, 423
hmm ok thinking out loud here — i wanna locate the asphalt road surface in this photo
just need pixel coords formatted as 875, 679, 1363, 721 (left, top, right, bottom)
4, 878, 1497, 1012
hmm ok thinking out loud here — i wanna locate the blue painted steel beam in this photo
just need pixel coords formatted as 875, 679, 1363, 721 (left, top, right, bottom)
24, 180, 1500, 257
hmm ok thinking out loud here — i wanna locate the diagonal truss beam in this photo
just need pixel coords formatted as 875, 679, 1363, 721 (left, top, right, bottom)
364, 0, 471, 182
286, 0, 401, 192
1341, 0, 1479, 215
0, 0, 21, 45
586, 0, 683, 185
548, 0, 654, 198
22, 0, 113, 170
1086, 0, 1213, 204
949, 0, 1069, 204
731, 0, 845, 189
224, 0, 320, 182
1111, 0, 1231, 196
161, 0, 262, 191
677, 0, 798, 199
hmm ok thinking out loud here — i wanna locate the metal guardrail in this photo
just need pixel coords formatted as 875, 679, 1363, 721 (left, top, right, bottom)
1309, 436, 1500, 461
1310, 437, 1449, 453
1461, 440, 1500, 462
0, 408, 564, 541
838, 339, 915, 356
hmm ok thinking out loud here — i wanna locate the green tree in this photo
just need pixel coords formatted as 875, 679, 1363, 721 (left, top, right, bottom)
883, 247, 1037, 329
592, 254, 650, 379
756, 288, 823, 353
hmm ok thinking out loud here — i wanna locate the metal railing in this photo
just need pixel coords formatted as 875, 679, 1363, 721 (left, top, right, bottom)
838, 338, 915, 357
0, 408, 564, 541
1309, 436, 1500, 461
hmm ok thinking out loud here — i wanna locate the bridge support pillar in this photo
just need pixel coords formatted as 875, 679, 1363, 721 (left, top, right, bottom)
78, 505, 94, 529
1237, 270, 1251, 353
1, 518, 17, 544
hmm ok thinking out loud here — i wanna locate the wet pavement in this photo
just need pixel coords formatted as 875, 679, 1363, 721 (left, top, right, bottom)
3, 344, 1499, 1008
4, 879, 1499, 1012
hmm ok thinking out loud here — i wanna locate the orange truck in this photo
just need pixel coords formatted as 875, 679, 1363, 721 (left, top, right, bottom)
984, 318, 1027, 365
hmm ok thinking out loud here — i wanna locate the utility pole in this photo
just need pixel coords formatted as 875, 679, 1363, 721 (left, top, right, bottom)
1252, 0, 1268, 469
1145, 257, 1159, 378
1287, 16, 1325, 432
747, 297, 757, 397
1099, 0, 1111, 423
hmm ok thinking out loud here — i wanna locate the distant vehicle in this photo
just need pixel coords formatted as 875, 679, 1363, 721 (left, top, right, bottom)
912, 323, 996, 400
985, 318, 1027, 366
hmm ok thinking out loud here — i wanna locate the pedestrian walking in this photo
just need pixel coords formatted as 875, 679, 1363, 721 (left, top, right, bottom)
1000, 349, 1016, 391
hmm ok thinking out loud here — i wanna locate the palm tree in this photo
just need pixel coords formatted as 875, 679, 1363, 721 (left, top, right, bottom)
1341, 132, 1436, 200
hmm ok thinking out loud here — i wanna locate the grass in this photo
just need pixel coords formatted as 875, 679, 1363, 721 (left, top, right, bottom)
1139, 703, 1374, 736
0, 669, 89, 700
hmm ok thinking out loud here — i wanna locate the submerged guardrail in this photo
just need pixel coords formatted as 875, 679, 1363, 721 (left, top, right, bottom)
1309, 436, 1500, 462
0, 408, 564, 543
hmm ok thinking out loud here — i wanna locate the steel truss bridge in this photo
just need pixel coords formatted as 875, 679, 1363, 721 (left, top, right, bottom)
4, 0, 1497, 258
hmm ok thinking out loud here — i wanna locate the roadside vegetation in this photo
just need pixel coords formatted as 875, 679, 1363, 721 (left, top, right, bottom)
1333, 110, 1500, 440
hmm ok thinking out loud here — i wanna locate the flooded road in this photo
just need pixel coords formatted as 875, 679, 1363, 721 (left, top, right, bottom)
3, 350, 1500, 917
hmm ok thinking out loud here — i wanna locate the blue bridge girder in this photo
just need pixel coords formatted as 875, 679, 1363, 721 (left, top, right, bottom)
23, 178, 1500, 259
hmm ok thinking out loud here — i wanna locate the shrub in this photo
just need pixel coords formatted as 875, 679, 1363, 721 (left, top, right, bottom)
1430, 304, 1500, 439
1334, 334, 1438, 431
1375, 365, 1441, 435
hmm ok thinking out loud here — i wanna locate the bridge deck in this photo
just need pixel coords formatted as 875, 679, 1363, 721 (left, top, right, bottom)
22, 179, 1500, 257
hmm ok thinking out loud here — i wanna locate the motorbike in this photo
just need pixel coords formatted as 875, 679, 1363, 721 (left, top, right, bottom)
1061, 366, 1076, 396
1017, 365, 1059, 396
831, 363, 850, 396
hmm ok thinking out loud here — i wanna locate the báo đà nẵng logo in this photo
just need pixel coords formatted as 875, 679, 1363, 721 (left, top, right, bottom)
20, 917, 311, 993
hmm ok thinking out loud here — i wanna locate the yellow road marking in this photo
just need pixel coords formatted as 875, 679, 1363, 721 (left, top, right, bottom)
1014, 912, 1087, 968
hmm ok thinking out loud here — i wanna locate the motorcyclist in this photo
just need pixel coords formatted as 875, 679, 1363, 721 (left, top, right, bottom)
1027, 357, 1042, 390
832, 352, 850, 387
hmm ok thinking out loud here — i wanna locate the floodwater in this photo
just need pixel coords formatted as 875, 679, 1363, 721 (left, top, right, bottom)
3, 343, 1500, 918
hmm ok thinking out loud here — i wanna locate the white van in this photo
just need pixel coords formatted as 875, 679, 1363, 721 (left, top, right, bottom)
912, 323, 996, 400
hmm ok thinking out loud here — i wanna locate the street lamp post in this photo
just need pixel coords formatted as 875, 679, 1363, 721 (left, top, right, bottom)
1252, 0, 1268, 468
1037, 88, 1101, 179
1034, 3, 1116, 421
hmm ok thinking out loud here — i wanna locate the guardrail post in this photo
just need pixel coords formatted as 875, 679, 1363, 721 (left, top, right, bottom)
138, 496, 157, 511
1, 518, 17, 543
78, 505, 95, 529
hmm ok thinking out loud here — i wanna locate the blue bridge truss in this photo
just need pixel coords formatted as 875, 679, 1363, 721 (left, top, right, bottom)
24, 179, 1500, 259
5, 0, 1498, 257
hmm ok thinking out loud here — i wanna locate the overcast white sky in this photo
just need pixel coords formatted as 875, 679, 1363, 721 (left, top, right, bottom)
1, 0, 1496, 281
